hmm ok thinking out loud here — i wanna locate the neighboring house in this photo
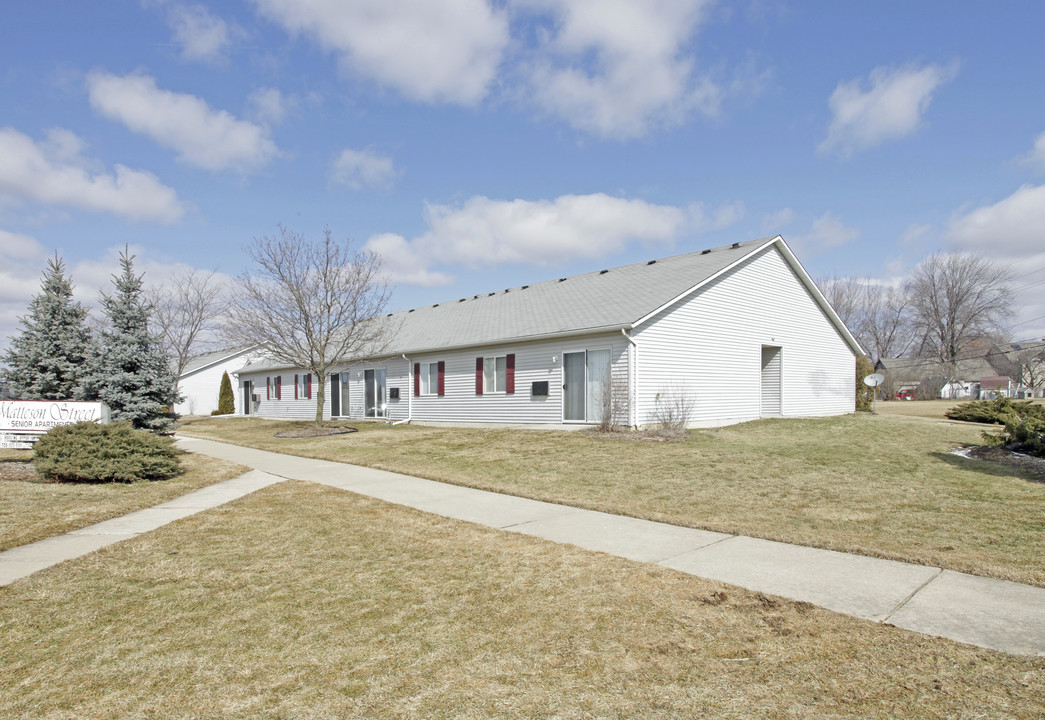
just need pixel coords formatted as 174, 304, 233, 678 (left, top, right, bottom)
987, 341, 1045, 399
877, 340, 1045, 401
175, 346, 258, 416
980, 376, 1014, 399
875, 356, 996, 400
235, 236, 863, 428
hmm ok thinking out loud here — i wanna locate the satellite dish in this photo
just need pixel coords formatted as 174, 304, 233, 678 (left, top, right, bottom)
863, 373, 885, 387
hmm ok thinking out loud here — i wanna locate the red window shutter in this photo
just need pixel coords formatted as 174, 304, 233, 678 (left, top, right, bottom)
276, 376, 282, 400
294, 374, 299, 399
414, 362, 420, 396
476, 357, 484, 394
437, 361, 445, 396
266, 377, 270, 400
506, 354, 515, 394
306, 374, 312, 399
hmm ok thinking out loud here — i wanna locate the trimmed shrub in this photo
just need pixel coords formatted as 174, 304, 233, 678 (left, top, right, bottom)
33, 421, 180, 483
217, 370, 235, 415
946, 397, 1045, 425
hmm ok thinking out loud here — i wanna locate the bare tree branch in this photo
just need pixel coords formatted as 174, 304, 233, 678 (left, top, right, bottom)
224, 226, 395, 426
905, 253, 1014, 367
149, 269, 229, 379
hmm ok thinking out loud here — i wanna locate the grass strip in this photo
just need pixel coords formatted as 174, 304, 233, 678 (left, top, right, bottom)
2, 481, 1041, 719
0, 452, 250, 551
178, 413, 1045, 587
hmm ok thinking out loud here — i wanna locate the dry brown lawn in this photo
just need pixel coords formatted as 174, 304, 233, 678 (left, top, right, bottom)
2, 481, 1042, 719
178, 413, 1045, 587
0, 452, 249, 551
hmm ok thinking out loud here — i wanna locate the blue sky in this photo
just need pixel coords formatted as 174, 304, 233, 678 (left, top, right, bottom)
2, 1, 1045, 352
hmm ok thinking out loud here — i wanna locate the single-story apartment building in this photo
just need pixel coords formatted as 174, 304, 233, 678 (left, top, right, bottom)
175, 346, 258, 416
234, 235, 863, 428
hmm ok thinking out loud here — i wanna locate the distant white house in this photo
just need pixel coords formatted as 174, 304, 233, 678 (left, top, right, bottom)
235, 236, 863, 428
175, 346, 258, 416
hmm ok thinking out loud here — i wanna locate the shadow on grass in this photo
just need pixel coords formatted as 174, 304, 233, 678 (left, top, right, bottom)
931, 450, 1045, 485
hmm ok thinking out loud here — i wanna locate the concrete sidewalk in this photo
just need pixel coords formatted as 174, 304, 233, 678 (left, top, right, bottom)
0, 470, 283, 586
3, 435, 1043, 657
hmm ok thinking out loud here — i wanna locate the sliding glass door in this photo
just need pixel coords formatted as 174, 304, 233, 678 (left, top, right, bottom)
364, 369, 386, 418
563, 349, 611, 423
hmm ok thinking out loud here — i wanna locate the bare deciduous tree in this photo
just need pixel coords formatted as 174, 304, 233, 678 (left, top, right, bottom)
150, 269, 228, 379
861, 284, 916, 362
819, 276, 914, 363
225, 226, 393, 426
905, 253, 1014, 367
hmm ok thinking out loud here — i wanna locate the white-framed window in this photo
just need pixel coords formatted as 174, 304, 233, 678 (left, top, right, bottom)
296, 373, 310, 399
267, 375, 281, 400
420, 362, 440, 395
484, 355, 507, 393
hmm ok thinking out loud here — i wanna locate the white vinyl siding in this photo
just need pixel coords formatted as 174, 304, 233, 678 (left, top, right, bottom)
633, 244, 854, 426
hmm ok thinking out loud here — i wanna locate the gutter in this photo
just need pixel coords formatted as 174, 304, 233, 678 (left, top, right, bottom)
622, 328, 638, 428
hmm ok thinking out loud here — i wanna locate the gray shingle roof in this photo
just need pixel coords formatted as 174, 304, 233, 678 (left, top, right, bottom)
382, 236, 777, 353
235, 235, 860, 374
180, 346, 255, 377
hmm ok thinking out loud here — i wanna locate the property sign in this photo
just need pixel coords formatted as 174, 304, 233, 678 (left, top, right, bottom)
0, 433, 38, 449
0, 400, 109, 435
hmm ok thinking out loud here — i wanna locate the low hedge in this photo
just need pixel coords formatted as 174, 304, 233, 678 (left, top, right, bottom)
945, 397, 1045, 425
33, 421, 180, 483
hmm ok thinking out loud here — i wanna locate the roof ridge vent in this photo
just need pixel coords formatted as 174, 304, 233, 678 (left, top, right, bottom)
599, 269, 609, 275
488, 292, 496, 296
433, 303, 439, 307
408, 308, 415, 312
522, 285, 529, 289
647, 260, 656, 265
731, 242, 740, 248
559, 277, 567, 282
504, 288, 509, 293
701, 249, 711, 255
459, 298, 466, 302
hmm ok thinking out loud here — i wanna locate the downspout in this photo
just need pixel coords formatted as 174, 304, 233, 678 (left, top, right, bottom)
393, 354, 412, 425
622, 328, 638, 429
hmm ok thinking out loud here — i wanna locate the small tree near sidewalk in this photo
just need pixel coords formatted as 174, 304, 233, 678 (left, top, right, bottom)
216, 371, 235, 415
225, 226, 393, 426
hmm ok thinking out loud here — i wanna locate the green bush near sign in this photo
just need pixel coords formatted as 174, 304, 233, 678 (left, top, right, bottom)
33, 422, 180, 483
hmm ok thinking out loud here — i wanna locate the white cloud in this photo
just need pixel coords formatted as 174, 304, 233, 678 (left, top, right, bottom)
1022, 130, 1045, 173
947, 184, 1045, 259
87, 72, 278, 172
163, 3, 237, 63
330, 148, 399, 190
365, 233, 455, 287
248, 87, 290, 126
819, 62, 957, 158
252, 0, 509, 106
365, 192, 741, 286
520, 0, 721, 139
761, 207, 794, 234
788, 212, 860, 255
0, 229, 47, 262
0, 127, 183, 222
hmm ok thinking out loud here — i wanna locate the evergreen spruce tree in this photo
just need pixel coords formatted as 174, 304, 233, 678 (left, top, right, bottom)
3, 254, 91, 399
81, 248, 180, 432
217, 371, 235, 415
